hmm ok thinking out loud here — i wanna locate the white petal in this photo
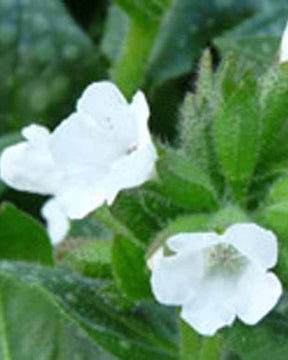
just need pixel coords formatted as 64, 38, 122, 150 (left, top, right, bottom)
105, 141, 157, 205
55, 171, 107, 219
147, 247, 164, 271
76, 81, 138, 144
236, 264, 282, 325
150, 251, 204, 306
225, 223, 278, 270
280, 21, 288, 63
77, 81, 127, 114
0, 125, 61, 195
51, 112, 119, 173
181, 275, 236, 336
167, 232, 221, 254
130, 91, 151, 145
41, 199, 70, 245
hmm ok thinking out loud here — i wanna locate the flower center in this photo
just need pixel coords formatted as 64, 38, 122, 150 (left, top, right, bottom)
205, 243, 246, 275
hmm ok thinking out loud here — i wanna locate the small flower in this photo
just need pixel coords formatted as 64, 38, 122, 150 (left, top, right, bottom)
0, 81, 157, 243
150, 223, 282, 336
280, 21, 288, 63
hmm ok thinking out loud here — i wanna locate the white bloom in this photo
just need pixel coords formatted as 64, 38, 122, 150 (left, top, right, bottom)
41, 200, 69, 246
0, 81, 157, 243
280, 21, 288, 63
151, 223, 282, 336
147, 247, 164, 271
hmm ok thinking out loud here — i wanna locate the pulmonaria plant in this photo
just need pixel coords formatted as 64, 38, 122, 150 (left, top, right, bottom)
0, 81, 157, 244
151, 224, 282, 336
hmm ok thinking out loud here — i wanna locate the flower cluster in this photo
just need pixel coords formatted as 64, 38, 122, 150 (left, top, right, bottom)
1, 21, 287, 336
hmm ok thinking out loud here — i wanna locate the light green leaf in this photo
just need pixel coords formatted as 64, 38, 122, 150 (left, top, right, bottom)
56, 238, 113, 279
0, 203, 53, 265
157, 151, 218, 211
259, 64, 288, 155
214, 58, 260, 200
0, 261, 178, 360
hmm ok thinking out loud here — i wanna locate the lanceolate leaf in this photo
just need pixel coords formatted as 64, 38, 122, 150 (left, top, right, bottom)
214, 59, 261, 200
0, 261, 178, 360
0, 268, 114, 359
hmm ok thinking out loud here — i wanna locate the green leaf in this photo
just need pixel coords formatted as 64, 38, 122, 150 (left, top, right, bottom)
0, 203, 53, 265
112, 235, 151, 300
259, 64, 288, 155
101, 4, 129, 64
111, 189, 161, 243
223, 313, 288, 360
157, 151, 218, 211
56, 238, 113, 279
214, 58, 260, 200
264, 175, 288, 205
215, 2, 288, 73
0, 267, 114, 359
0, 261, 178, 359
0, 0, 105, 132
146, 0, 253, 88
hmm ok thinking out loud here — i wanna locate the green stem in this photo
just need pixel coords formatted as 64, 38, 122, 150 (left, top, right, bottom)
179, 319, 222, 360
111, 18, 158, 99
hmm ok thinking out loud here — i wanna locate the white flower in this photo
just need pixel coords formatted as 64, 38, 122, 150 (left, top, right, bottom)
0, 81, 157, 243
280, 21, 288, 63
41, 200, 70, 246
151, 223, 282, 336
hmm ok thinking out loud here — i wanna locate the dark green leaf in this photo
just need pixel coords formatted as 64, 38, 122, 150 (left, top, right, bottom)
0, 0, 105, 132
0, 261, 178, 359
112, 235, 151, 300
0, 203, 53, 265
0, 266, 114, 359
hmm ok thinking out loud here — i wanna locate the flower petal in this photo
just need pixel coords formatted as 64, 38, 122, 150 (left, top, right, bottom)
147, 247, 164, 271
51, 112, 119, 173
55, 174, 107, 219
181, 275, 236, 336
167, 232, 221, 254
130, 90, 150, 145
0, 125, 61, 195
105, 141, 157, 205
225, 223, 278, 270
235, 264, 282, 325
41, 199, 69, 245
76, 81, 138, 145
280, 21, 288, 63
150, 251, 204, 306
